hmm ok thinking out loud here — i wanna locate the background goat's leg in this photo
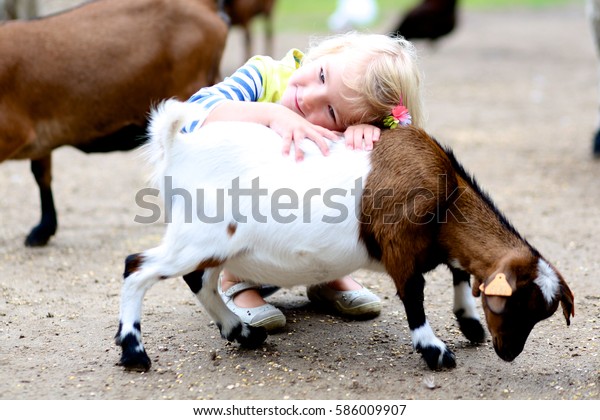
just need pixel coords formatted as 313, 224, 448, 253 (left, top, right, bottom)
26, 155, 57, 247
243, 25, 252, 60
589, 0, 600, 155
264, 9, 273, 57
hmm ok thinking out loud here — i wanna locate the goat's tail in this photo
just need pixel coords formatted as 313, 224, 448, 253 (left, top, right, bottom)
142, 99, 189, 189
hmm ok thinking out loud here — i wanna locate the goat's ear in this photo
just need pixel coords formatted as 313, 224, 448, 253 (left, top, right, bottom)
560, 280, 575, 326
472, 277, 483, 297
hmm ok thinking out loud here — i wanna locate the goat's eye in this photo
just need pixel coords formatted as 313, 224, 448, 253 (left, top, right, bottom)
319, 68, 325, 83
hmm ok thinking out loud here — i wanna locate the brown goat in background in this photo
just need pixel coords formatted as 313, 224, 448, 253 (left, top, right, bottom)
0, 0, 228, 246
392, 0, 458, 42
220, 0, 276, 60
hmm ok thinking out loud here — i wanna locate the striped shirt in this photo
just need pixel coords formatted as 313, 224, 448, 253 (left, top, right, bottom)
182, 49, 303, 133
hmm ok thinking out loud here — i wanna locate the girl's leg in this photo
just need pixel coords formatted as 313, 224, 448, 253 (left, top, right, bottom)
220, 272, 381, 320
221, 269, 267, 307
219, 269, 286, 331
307, 275, 381, 319
326, 275, 363, 291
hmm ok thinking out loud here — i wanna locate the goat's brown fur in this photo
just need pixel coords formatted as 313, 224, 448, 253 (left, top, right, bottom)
361, 126, 458, 295
0, 0, 228, 245
361, 126, 574, 361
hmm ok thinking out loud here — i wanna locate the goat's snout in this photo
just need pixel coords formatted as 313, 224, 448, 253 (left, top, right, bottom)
492, 334, 527, 362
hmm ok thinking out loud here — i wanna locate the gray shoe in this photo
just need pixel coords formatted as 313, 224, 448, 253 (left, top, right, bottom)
220, 281, 286, 331
307, 281, 381, 319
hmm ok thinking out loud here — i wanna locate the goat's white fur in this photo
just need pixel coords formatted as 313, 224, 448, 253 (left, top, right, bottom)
535, 259, 560, 304
143, 99, 384, 287
453, 280, 480, 320
411, 321, 447, 365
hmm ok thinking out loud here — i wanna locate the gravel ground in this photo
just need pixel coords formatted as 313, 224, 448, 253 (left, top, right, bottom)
0, 0, 598, 404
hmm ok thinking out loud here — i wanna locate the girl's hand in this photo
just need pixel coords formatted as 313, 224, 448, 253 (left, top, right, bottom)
343, 124, 381, 151
268, 107, 338, 162
205, 101, 338, 162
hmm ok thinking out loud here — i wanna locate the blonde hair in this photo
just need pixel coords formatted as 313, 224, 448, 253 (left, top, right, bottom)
303, 32, 425, 129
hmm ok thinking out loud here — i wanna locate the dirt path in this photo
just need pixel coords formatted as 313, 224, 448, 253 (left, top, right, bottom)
0, 1, 599, 401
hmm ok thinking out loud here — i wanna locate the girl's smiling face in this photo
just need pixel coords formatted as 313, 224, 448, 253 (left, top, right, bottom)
280, 54, 361, 132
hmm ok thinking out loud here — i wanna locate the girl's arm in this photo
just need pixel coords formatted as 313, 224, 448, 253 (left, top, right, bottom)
182, 63, 264, 133
205, 101, 336, 160
184, 62, 336, 161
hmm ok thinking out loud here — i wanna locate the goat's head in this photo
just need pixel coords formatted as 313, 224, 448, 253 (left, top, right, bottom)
472, 254, 574, 362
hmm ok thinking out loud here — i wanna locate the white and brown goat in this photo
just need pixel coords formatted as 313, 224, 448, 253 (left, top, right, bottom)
116, 99, 574, 371
0, 0, 227, 246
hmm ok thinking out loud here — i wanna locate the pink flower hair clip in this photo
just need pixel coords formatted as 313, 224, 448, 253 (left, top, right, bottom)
382, 99, 412, 129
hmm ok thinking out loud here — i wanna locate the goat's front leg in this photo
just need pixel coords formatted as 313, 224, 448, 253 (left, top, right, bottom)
451, 268, 485, 343
397, 273, 456, 370
26, 156, 57, 247
183, 269, 267, 348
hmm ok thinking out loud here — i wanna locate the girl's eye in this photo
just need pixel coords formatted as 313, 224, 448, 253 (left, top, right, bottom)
320, 68, 335, 122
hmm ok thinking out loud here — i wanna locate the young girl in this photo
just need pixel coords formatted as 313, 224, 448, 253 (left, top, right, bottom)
182, 32, 424, 331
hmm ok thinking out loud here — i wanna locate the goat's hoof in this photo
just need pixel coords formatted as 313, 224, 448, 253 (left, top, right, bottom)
219, 322, 267, 349
117, 329, 151, 371
237, 325, 268, 349
418, 345, 456, 370
119, 349, 151, 372
119, 353, 151, 372
24, 225, 55, 247
457, 317, 485, 343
